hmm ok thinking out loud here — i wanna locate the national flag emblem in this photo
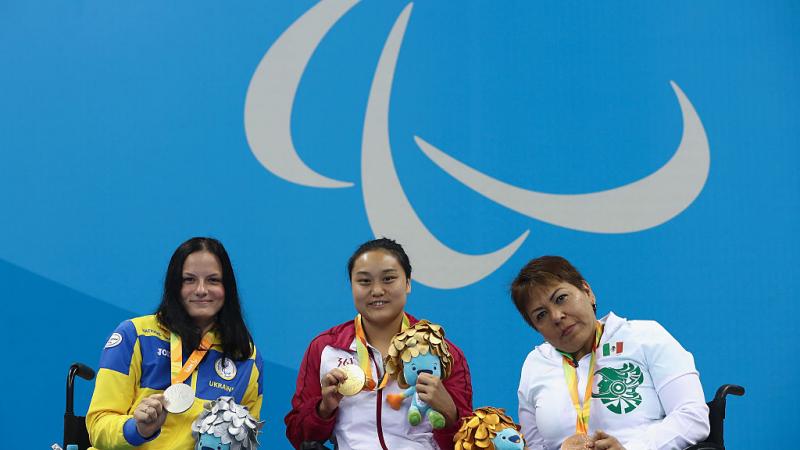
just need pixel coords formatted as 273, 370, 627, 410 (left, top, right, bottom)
602, 342, 624, 356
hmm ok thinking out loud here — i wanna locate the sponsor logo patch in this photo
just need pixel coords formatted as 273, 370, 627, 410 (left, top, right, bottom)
105, 332, 123, 349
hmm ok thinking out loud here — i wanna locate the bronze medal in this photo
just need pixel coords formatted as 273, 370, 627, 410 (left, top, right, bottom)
561, 433, 589, 450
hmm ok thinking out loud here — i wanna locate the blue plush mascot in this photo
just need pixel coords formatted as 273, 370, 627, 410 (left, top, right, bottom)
385, 320, 453, 429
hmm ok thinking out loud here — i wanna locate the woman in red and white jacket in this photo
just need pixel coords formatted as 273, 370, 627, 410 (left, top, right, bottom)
285, 238, 473, 450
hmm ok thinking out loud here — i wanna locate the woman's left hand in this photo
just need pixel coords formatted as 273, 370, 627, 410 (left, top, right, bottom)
415, 373, 457, 426
587, 430, 626, 450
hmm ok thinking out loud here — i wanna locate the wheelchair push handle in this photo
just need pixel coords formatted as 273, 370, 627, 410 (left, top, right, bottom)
71, 363, 96, 381
66, 362, 96, 416
712, 384, 744, 421
714, 384, 744, 400
707, 383, 745, 448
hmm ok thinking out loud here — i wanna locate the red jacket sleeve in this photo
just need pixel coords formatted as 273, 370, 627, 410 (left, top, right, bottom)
284, 337, 337, 449
433, 341, 473, 450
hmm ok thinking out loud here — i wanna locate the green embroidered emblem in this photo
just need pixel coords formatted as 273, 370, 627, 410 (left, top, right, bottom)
592, 363, 644, 414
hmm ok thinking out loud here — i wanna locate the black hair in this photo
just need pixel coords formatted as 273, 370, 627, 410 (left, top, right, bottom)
347, 237, 412, 280
155, 237, 253, 360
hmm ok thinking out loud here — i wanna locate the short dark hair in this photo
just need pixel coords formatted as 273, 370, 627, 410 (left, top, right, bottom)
510, 255, 586, 328
156, 237, 253, 360
347, 237, 412, 280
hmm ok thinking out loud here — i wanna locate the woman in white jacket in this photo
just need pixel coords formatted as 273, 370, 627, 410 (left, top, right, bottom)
511, 256, 709, 450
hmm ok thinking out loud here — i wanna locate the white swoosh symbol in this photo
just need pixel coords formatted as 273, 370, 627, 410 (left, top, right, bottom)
415, 81, 709, 233
362, 3, 530, 289
244, 0, 358, 188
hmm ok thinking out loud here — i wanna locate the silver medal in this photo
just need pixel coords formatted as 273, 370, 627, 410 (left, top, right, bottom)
164, 383, 195, 413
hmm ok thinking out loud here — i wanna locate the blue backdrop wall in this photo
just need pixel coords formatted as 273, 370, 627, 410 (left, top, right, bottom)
1, 1, 797, 448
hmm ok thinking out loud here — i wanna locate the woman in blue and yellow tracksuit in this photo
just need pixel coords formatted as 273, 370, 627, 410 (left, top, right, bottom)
87, 237, 263, 450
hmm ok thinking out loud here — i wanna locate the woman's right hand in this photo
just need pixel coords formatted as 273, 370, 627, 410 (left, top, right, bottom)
133, 394, 168, 438
587, 430, 626, 450
317, 368, 347, 419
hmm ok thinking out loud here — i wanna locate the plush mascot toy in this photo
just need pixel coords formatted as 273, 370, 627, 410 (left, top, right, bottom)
191, 396, 264, 450
385, 320, 453, 429
453, 407, 526, 450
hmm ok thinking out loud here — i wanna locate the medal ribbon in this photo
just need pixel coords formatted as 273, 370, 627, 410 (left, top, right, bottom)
559, 322, 603, 434
169, 331, 214, 385
354, 313, 410, 391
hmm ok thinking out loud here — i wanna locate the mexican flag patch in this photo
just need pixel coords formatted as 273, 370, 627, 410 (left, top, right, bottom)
602, 341, 624, 356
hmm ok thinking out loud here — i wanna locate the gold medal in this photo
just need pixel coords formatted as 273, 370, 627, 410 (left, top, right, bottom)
337, 364, 366, 396
561, 433, 589, 450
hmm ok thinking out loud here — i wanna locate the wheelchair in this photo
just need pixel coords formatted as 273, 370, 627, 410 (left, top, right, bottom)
63, 362, 95, 450
299, 384, 745, 450
684, 384, 745, 450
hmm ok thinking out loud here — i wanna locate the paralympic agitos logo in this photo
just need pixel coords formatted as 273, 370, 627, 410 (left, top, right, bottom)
243, 0, 710, 289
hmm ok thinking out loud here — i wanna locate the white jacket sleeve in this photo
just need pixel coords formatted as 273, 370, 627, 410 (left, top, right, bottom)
518, 380, 546, 450
621, 373, 710, 450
